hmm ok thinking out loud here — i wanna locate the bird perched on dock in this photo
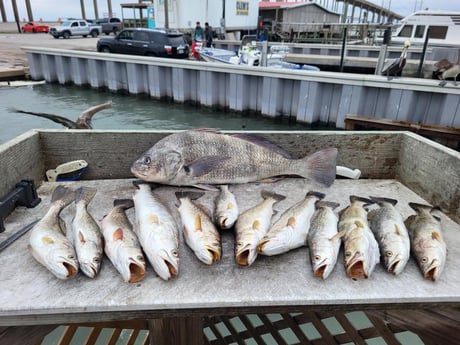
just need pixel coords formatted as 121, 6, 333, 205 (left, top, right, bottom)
10, 101, 112, 129
381, 41, 411, 80
438, 64, 460, 87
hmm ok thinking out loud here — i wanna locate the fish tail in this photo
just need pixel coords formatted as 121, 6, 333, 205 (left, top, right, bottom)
175, 191, 205, 201
133, 180, 159, 190
315, 200, 340, 210
369, 196, 398, 206
301, 148, 337, 187
75, 187, 97, 205
408, 202, 433, 213
261, 190, 286, 203
113, 198, 134, 210
51, 185, 75, 210
349, 195, 373, 205
306, 191, 326, 200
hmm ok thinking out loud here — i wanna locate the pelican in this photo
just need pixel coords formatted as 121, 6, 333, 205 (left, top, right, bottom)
381, 41, 411, 79
438, 64, 460, 87
10, 101, 112, 129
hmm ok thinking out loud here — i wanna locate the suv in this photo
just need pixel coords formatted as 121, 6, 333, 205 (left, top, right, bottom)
97, 28, 189, 58
96, 17, 122, 35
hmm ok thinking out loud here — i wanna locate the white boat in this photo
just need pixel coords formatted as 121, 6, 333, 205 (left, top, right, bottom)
390, 10, 460, 47
198, 35, 320, 71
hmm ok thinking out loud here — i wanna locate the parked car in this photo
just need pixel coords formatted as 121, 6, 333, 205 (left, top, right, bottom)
21, 21, 49, 33
96, 17, 122, 35
96, 28, 189, 58
50, 20, 101, 39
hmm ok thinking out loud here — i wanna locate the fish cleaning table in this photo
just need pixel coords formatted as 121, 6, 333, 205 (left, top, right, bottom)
1, 178, 460, 343
0, 130, 459, 344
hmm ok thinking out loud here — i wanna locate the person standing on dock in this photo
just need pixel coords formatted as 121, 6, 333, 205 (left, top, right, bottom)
193, 21, 204, 42
205, 22, 213, 47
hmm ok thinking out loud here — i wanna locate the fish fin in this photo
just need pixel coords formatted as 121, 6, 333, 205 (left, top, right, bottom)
75, 186, 97, 204
252, 220, 261, 230
192, 184, 219, 191
354, 220, 365, 228
132, 180, 156, 189
78, 231, 86, 243
404, 215, 416, 228
51, 185, 75, 208
230, 133, 292, 158
287, 217, 296, 228
258, 176, 286, 183
114, 198, 134, 210
175, 191, 205, 201
350, 195, 373, 205
302, 148, 337, 187
306, 191, 326, 200
41, 236, 55, 245
194, 214, 203, 231
261, 190, 286, 203
432, 231, 442, 242
329, 231, 344, 242
192, 127, 221, 133
408, 202, 433, 213
394, 224, 402, 236
113, 228, 124, 241
316, 200, 340, 210
149, 214, 159, 224
227, 202, 235, 210
184, 156, 230, 177
369, 196, 398, 206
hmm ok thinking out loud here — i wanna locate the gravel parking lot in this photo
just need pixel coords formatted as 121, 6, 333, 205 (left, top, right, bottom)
0, 22, 99, 70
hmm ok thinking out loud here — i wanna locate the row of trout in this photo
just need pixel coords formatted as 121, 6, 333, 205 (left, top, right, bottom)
28, 183, 447, 283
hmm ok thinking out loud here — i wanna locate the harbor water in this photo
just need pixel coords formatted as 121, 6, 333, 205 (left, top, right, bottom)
0, 83, 315, 145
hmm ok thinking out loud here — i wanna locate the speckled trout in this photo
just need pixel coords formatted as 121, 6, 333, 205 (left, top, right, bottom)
405, 202, 447, 282
131, 129, 338, 188
307, 201, 341, 279
70, 187, 103, 278
257, 191, 325, 256
338, 196, 380, 279
133, 182, 179, 280
235, 190, 285, 266
28, 185, 79, 280
368, 197, 410, 275
101, 199, 146, 283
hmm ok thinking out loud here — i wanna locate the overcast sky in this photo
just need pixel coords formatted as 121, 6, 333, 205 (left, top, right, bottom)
2, 0, 459, 22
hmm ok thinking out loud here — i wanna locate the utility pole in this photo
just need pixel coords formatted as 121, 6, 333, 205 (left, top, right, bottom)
80, 0, 86, 20
11, 0, 20, 32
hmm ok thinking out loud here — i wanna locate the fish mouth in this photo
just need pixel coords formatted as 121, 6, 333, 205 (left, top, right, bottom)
313, 261, 330, 278
128, 262, 146, 283
256, 239, 269, 254
218, 217, 232, 230
346, 253, 368, 278
63, 262, 78, 278
236, 246, 257, 266
388, 259, 401, 274
165, 259, 179, 278
81, 264, 99, 278
423, 261, 441, 281
208, 248, 221, 264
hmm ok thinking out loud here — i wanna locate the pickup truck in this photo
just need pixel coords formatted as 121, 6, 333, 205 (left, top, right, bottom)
96, 17, 122, 35
50, 20, 101, 39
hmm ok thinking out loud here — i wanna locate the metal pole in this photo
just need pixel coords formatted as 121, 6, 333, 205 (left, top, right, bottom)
80, 0, 86, 20
93, 0, 99, 19
164, 0, 169, 29
339, 27, 347, 72
417, 27, 430, 78
107, 0, 113, 17
25, 0, 33, 21
11, 0, 20, 33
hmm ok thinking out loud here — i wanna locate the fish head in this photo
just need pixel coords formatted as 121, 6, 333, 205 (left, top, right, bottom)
310, 244, 337, 279
150, 248, 180, 280
235, 240, 258, 266
216, 213, 237, 230
195, 242, 221, 265
46, 247, 79, 280
381, 240, 409, 275
416, 246, 446, 281
131, 149, 183, 183
114, 246, 146, 283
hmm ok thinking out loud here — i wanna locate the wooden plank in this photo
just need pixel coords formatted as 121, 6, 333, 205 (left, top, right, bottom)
148, 317, 203, 345
57, 325, 78, 345
0, 325, 57, 345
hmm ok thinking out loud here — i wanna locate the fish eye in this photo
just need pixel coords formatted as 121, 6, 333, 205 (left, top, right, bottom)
345, 251, 351, 257
421, 256, 428, 263
137, 255, 145, 261
172, 250, 178, 257
94, 257, 100, 263
315, 255, 321, 261
68, 255, 75, 260
143, 156, 151, 165
386, 251, 393, 257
